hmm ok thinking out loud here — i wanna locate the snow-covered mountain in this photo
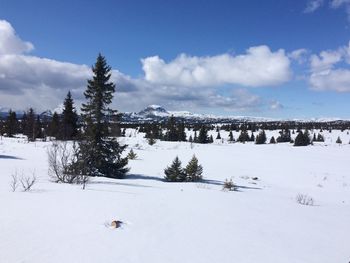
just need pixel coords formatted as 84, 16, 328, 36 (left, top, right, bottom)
123, 105, 349, 124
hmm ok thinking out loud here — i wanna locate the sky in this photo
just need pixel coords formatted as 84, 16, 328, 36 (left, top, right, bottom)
0, 0, 350, 118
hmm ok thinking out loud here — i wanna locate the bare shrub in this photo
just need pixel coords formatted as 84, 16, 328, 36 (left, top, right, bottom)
10, 172, 19, 192
19, 172, 37, 192
222, 178, 237, 191
47, 141, 89, 186
296, 194, 314, 206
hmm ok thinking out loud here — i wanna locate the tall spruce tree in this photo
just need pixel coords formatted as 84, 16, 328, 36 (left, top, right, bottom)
74, 54, 129, 178
48, 112, 60, 138
25, 108, 36, 141
34, 115, 43, 139
197, 126, 209, 144
60, 91, 78, 140
5, 110, 18, 137
165, 115, 178, 141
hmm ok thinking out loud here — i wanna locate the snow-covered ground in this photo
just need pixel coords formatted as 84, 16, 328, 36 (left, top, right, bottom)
0, 130, 349, 263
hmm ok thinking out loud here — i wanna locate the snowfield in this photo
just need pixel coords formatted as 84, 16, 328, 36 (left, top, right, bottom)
0, 130, 349, 263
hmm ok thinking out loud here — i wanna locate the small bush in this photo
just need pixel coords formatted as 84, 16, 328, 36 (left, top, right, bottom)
10, 172, 19, 192
222, 178, 237, 191
127, 149, 137, 160
20, 173, 37, 192
296, 194, 314, 206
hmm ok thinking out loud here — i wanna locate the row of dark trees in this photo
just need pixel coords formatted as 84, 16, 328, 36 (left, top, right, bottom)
0, 92, 79, 141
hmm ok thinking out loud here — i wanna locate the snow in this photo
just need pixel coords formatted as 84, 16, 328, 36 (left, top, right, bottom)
0, 130, 350, 263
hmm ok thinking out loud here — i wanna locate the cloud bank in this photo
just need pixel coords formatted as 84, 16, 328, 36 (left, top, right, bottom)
309, 42, 350, 92
0, 19, 292, 114
142, 46, 291, 88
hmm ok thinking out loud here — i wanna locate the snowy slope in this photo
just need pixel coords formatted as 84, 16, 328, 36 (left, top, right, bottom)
0, 130, 349, 263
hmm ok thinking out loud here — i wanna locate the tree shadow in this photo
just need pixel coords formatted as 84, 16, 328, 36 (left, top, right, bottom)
0, 155, 23, 160
89, 180, 153, 188
125, 173, 165, 182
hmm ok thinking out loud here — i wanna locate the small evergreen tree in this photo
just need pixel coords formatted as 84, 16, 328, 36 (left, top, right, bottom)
255, 130, 267, 144
237, 130, 250, 143
5, 110, 18, 137
127, 149, 137, 160
228, 130, 234, 142
336, 136, 342, 144
164, 156, 186, 182
317, 133, 324, 142
216, 131, 221, 140
25, 108, 36, 141
60, 91, 78, 140
294, 130, 311, 146
185, 155, 203, 182
269, 136, 276, 144
34, 116, 43, 139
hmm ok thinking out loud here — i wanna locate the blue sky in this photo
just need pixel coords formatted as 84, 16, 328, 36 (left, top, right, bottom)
0, 0, 350, 118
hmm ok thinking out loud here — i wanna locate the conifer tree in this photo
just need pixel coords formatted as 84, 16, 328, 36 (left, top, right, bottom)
237, 129, 250, 143
255, 130, 267, 144
127, 149, 137, 160
209, 134, 214, 143
164, 156, 186, 182
194, 131, 198, 143
317, 133, 324, 142
25, 108, 36, 141
197, 126, 209, 143
73, 54, 129, 178
185, 155, 203, 182
165, 115, 178, 141
34, 115, 43, 139
336, 136, 342, 144
5, 110, 18, 137
216, 131, 221, 140
228, 130, 234, 142
60, 91, 78, 140
269, 136, 276, 144
177, 121, 187, 141
294, 130, 311, 146
48, 112, 60, 138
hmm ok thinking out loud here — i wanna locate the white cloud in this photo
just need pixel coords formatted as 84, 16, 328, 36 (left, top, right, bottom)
305, 0, 350, 20
308, 41, 350, 92
0, 19, 282, 114
304, 0, 324, 13
288, 49, 308, 64
330, 0, 350, 8
142, 46, 291, 88
0, 20, 33, 55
